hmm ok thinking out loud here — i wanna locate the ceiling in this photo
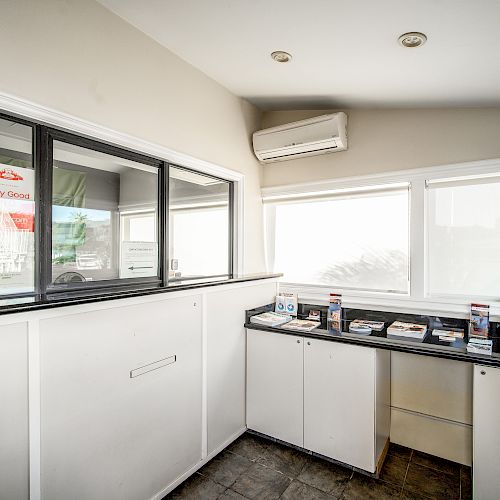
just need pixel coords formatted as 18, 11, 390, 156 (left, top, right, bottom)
98, 0, 500, 110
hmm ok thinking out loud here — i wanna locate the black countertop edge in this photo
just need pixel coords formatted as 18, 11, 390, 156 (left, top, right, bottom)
0, 273, 282, 316
245, 322, 500, 368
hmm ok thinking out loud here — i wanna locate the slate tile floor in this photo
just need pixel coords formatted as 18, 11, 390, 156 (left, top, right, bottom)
164, 433, 472, 499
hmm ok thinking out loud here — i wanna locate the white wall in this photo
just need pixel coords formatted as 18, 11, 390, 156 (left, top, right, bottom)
261, 108, 500, 187
0, 0, 265, 273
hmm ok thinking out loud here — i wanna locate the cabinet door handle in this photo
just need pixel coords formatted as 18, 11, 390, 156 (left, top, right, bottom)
297, 339, 301, 344
307, 341, 311, 346
481, 370, 486, 375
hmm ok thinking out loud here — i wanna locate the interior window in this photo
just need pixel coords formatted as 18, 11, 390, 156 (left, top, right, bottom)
169, 166, 231, 279
51, 140, 159, 286
427, 175, 500, 298
267, 186, 410, 293
0, 118, 35, 296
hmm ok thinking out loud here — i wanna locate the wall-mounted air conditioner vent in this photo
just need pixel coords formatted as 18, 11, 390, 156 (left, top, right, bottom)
253, 113, 347, 164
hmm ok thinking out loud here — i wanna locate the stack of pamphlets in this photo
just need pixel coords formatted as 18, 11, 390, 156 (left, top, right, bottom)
349, 323, 372, 335
275, 293, 298, 316
467, 337, 493, 355
250, 311, 292, 327
307, 309, 321, 322
281, 319, 321, 332
328, 293, 342, 333
349, 319, 385, 332
432, 327, 464, 343
387, 321, 428, 341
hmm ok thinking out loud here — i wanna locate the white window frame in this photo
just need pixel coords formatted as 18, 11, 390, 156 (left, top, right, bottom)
263, 157, 500, 319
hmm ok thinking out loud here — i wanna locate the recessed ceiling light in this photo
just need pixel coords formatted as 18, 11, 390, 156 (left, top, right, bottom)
398, 32, 427, 48
271, 51, 292, 63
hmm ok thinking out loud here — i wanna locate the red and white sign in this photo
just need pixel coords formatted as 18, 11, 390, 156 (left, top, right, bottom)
0, 164, 34, 201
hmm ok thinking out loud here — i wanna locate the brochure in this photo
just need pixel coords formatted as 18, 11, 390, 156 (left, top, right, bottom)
467, 337, 493, 356
470, 303, 490, 339
439, 335, 457, 342
349, 319, 385, 332
432, 328, 464, 339
328, 293, 342, 333
349, 323, 372, 335
275, 295, 286, 314
307, 309, 321, 322
281, 319, 321, 332
387, 321, 428, 339
275, 293, 298, 316
250, 311, 292, 327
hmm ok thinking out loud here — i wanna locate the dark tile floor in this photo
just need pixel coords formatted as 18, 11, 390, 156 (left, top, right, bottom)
164, 433, 472, 500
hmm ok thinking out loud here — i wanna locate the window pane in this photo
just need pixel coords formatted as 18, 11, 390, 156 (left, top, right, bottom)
51, 141, 158, 285
271, 190, 409, 292
169, 167, 230, 278
0, 118, 34, 295
428, 179, 500, 297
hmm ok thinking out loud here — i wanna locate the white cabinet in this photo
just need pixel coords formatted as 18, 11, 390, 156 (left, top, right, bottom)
246, 330, 391, 473
247, 329, 304, 447
473, 364, 500, 500
304, 339, 390, 472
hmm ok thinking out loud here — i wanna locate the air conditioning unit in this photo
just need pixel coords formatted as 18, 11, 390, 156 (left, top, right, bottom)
252, 112, 347, 163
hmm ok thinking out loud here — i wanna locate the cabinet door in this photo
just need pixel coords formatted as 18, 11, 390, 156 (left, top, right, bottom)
304, 339, 376, 472
247, 330, 304, 447
473, 364, 500, 500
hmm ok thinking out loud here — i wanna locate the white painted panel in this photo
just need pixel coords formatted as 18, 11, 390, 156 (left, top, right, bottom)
0, 321, 29, 500
375, 349, 391, 463
247, 329, 303, 447
390, 408, 472, 465
391, 352, 472, 424
473, 364, 500, 500
304, 340, 376, 472
206, 281, 277, 453
39, 296, 202, 500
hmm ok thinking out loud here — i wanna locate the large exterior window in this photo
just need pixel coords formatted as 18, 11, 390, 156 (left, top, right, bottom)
0, 117, 34, 296
427, 175, 500, 299
50, 139, 160, 287
169, 166, 232, 280
266, 185, 409, 293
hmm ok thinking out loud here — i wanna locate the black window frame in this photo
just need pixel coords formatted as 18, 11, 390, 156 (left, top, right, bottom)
167, 163, 235, 283
0, 110, 235, 303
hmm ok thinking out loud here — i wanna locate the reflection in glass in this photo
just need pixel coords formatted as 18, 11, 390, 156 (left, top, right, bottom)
270, 189, 409, 292
0, 118, 34, 295
51, 141, 158, 285
169, 166, 230, 279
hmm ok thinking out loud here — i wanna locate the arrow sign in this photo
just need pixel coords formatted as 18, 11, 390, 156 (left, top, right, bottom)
128, 266, 153, 271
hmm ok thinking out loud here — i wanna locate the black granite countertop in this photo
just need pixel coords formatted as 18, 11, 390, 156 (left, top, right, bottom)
245, 303, 500, 368
0, 273, 282, 315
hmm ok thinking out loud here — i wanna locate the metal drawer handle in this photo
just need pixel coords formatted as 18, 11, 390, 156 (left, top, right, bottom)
130, 355, 176, 378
